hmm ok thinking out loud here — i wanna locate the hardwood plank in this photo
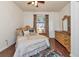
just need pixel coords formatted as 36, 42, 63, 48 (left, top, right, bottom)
0, 44, 15, 57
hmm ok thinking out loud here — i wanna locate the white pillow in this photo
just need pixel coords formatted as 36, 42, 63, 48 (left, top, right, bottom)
24, 30, 29, 35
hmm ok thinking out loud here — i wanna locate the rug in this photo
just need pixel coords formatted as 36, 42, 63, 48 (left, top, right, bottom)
31, 48, 63, 57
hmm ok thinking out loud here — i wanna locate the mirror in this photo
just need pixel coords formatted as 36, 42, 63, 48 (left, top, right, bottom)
63, 18, 68, 31
62, 15, 71, 33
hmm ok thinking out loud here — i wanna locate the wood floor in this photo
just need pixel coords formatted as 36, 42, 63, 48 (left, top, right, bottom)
0, 38, 70, 57
0, 44, 15, 57
49, 38, 70, 57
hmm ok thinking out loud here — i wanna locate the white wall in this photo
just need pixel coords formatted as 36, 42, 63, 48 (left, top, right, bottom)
59, 3, 71, 31
53, 12, 61, 31
60, 3, 71, 18
51, 3, 70, 32
0, 1, 23, 52
71, 1, 79, 57
23, 12, 55, 38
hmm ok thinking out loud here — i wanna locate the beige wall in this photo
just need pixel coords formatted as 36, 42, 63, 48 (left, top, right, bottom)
0, 1, 23, 51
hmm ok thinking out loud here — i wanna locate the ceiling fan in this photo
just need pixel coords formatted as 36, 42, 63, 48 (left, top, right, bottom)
27, 1, 45, 7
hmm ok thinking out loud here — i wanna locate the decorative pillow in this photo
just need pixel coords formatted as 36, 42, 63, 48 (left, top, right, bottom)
16, 25, 31, 36
24, 30, 29, 36
29, 28, 36, 35
16, 28, 24, 36
29, 29, 34, 32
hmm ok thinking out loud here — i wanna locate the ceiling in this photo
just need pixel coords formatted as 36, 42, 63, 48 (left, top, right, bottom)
14, 1, 70, 12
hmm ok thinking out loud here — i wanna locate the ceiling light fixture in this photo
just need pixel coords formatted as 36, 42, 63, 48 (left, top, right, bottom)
27, 1, 45, 7
31, 1, 35, 5
34, 1, 38, 6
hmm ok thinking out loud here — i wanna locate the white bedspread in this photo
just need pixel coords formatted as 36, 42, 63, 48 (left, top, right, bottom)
14, 34, 50, 57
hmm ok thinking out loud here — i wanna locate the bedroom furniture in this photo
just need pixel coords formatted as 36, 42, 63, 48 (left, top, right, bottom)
55, 15, 71, 53
33, 14, 49, 37
50, 39, 70, 57
14, 26, 50, 57
14, 34, 50, 57
27, 1, 45, 7
55, 31, 70, 53
16, 26, 31, 36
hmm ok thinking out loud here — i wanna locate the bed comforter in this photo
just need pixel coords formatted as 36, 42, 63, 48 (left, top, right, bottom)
14, 34, 50, 57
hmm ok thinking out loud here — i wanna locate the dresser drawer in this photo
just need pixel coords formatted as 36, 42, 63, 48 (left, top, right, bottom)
55, 31, 70, 52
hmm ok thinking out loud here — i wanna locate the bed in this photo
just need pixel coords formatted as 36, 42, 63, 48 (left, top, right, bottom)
14, 26, 50, 57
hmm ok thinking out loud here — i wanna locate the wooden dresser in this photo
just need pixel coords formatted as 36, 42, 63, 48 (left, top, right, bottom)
55, 31, 70, 53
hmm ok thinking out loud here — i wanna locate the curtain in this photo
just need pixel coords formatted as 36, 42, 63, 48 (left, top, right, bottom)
33, 14, 37, 32
45, 15, 49, 37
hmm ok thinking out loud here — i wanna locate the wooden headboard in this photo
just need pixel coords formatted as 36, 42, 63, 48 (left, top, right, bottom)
22, 26, 31, 31
16, 25, 31, 36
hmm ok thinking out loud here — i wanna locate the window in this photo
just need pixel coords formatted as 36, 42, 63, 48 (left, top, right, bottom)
33, 14, 49, 37
36, 15, 45, 33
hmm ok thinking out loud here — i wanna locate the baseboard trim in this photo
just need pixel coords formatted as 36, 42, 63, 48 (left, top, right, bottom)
0, 41, 15, 52
49, 38, 55, 39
